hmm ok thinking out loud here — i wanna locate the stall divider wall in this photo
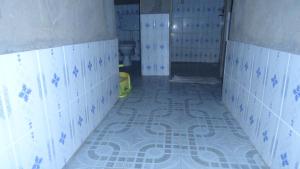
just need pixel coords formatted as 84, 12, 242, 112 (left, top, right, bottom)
0, 39, 119, 169
141, 14, 170, 76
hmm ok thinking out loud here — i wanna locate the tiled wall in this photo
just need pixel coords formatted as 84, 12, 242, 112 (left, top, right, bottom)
115, 4, 140, 61
141, 14, 170, 76
0, 39, 119, 169
171, 0, 224, 63
222, 41, 300, 169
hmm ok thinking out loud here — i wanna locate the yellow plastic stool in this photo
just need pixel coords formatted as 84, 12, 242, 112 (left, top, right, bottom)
119, 65, 132, 98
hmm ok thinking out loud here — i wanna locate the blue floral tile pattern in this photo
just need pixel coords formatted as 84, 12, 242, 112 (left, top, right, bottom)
271, 122, 300, 169
281, 54, 300, 135
141, 14, 170, 76
223, 41, 300, 169
51, 73, 60, 87
263, 50, 289, 115
292, 85, 300, 101
19, 84, 32, 102
0, 39, 119, 169
59, 132, 67, 145
32, 156, 43, 169
256, 67, 262, 78
72, 66, 79, 78
250, 46, 269, 100
271, 74, 278, 88
280, 153, 289, 166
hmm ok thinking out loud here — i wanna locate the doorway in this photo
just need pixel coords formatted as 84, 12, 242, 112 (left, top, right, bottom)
170, 0, 225, 79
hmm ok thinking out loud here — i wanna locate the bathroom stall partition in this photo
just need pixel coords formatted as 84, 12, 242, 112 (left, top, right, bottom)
0, 39, 119, 169
141, 14, 170, 76
223, 41, 300, 169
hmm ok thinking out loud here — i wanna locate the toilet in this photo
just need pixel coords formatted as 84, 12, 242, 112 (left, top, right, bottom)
119, 41, 136, 66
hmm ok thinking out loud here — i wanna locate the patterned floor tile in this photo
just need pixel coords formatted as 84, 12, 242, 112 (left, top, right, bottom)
64, 77, 269, 169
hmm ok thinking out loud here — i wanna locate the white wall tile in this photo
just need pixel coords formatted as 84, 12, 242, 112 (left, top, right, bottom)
250, 46, 269, 100
263, 50, 289, 115
0, 39, 119, 169
64, 44, 85, 100
245, 94, 261, 142
240, 45, 254, 90
1, 52, 51, 162
141, 14, 170, 76
0, 57, 13, 152
223, 40, 300, 169
281, 54, 300, 133
256, 105, 279, 165
38, 47, 69, 112
271, 122, 300, 169
0, 146, 17, 169
14, 135, 54, 169
234, 86, 249, 122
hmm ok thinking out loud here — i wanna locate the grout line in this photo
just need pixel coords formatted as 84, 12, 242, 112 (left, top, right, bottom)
228, 69, 300, 137
243, 43, 255, 124
0, 39, 119, 169
271, 52, 291, 161
62, 45, 77, 150
256, 48, 270, 129
255, 46, 270, 165
0, 81, 19, 168
225, 41, 300, 134
36, 50, 56, 166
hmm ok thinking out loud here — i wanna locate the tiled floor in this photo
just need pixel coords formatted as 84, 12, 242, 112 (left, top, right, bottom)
64, 77, 269, 169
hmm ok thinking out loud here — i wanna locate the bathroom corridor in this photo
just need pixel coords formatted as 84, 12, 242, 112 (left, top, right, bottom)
1, 1, 300, 169
64, 77, 268, 169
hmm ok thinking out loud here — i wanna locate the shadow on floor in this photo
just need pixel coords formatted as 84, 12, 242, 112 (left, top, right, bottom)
171, 62, 220, 78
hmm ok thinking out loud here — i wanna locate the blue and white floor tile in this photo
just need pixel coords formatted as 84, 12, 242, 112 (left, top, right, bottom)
64, 77, 269, 169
